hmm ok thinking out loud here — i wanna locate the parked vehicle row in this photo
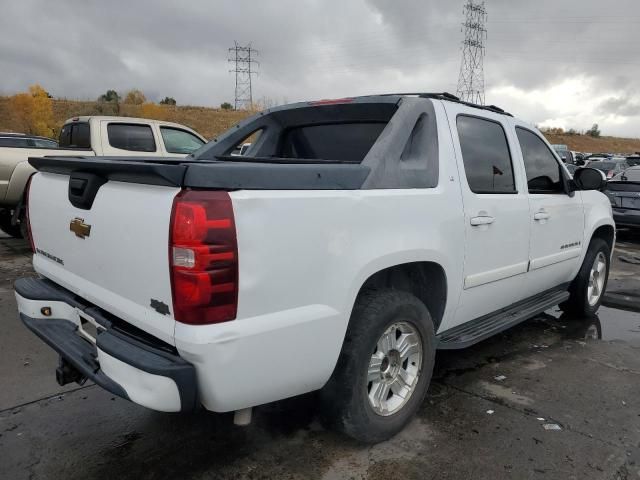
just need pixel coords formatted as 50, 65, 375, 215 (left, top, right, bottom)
15, 93, 614, 443
0, 116, 205, 238
605, 166, 640, 229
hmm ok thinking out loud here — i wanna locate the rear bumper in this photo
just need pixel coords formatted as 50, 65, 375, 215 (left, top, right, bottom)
15, 277, 197, 412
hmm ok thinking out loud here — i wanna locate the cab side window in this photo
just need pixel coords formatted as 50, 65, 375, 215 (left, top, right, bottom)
456, 115, 516, 194
516, 128, 564, 194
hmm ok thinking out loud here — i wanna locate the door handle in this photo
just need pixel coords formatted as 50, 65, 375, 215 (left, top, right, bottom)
534, 210, 550, 221
470, 215, 495, 226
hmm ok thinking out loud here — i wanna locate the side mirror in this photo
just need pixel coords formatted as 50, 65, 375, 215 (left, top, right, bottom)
573, 167, 607, 191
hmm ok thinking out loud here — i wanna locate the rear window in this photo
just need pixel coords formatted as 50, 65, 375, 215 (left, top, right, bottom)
107, 123, 156, 152
590, 162, 615, 171
279, 123, 386, 162
59, 123, 91, 149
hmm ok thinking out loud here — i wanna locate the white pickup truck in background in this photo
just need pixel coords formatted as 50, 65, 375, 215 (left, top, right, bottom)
15, 93, 614, 443
0, 116, 205, 237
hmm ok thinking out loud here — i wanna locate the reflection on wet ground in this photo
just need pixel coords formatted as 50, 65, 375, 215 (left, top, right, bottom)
539, 306, 640, 342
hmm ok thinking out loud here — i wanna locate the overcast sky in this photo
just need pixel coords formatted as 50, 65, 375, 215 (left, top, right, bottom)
2, 0, 640, 136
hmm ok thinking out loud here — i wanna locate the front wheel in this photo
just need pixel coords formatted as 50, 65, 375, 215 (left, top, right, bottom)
320, 289, 436, 443
561, 238, 610, 316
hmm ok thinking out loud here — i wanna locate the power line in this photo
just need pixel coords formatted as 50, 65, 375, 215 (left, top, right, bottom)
228, 42, 259, 110
456, 0, 487, 105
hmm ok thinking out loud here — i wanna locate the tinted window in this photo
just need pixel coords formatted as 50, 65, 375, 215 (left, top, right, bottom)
516, 128, 564, 194
107, 123, 156, 152
160, 127, 204, 154
456, 115, 516, 193
279, 122, 387, 162
59, 123, 91, 148
0, 137, 30, 147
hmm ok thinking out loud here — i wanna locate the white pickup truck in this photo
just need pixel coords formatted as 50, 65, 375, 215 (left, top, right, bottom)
0, 116, 205, 237
15, 93, 614, 443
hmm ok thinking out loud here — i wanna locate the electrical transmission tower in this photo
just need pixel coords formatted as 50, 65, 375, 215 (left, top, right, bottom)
228, 42, 259, 110
456, 0, 487, 105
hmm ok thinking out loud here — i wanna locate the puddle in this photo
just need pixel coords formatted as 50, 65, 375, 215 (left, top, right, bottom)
538, 306, 640, 343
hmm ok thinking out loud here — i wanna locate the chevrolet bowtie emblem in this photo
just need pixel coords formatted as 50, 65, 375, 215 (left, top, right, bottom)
70, 218, 91, 239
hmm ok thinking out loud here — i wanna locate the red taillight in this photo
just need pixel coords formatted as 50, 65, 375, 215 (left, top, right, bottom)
169, 190, 238, 325
607, 170, 614, 179
24, 175, 35, 252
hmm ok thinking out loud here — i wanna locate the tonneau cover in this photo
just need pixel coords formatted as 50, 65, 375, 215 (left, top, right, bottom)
28, 156, 371, 190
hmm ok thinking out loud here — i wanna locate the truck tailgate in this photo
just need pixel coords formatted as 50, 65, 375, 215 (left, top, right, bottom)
28, 171, 181, 345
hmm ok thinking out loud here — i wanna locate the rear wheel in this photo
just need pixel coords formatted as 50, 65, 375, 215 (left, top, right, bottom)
0, 209, 23, 238
561, 238, 610, 316
320, 289, 436, 443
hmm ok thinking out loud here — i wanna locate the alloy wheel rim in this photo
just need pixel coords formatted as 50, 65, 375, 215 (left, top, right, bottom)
587, 252, 607, 307
366, 322, 423, 416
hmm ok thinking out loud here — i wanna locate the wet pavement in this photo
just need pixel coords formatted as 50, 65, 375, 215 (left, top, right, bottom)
1, 234, 640, 479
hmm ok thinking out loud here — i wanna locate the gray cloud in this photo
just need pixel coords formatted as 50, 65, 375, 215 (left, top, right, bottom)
2, 0, 640, 136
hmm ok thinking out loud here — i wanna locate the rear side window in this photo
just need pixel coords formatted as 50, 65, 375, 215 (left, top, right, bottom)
59, 123, 91, 148
279, 122, 387, 162
160, 127, 204, 154
456, 115, 516, 194
107, 123, 156, 152
516, 128, 563, 194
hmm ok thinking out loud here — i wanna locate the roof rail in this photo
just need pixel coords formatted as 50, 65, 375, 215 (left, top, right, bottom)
365, 92, 513, 117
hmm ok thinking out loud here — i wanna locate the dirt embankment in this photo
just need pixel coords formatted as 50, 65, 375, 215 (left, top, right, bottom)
0, 97, 251, 140
544, 133, 640, 154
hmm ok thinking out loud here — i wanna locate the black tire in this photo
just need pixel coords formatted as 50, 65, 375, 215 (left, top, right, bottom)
0, 210, 23, 238
561, 238, 610, 316
320, 289, 436, 443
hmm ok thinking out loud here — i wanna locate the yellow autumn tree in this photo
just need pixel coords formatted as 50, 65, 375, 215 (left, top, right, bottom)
8, 84, 55, 137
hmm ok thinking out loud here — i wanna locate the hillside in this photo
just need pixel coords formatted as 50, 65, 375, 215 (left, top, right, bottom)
0, 97, 250, 140
2, 97, 640, 154
544, 133, 640, 155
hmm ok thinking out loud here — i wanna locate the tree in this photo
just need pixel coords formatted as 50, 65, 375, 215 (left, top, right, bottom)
159, 97, 176, 105
8, 84, 55, 137
586, 124, 601, 138
220, 102, 233, 110
123, 89, 146, 105
98, 89, 120, 103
